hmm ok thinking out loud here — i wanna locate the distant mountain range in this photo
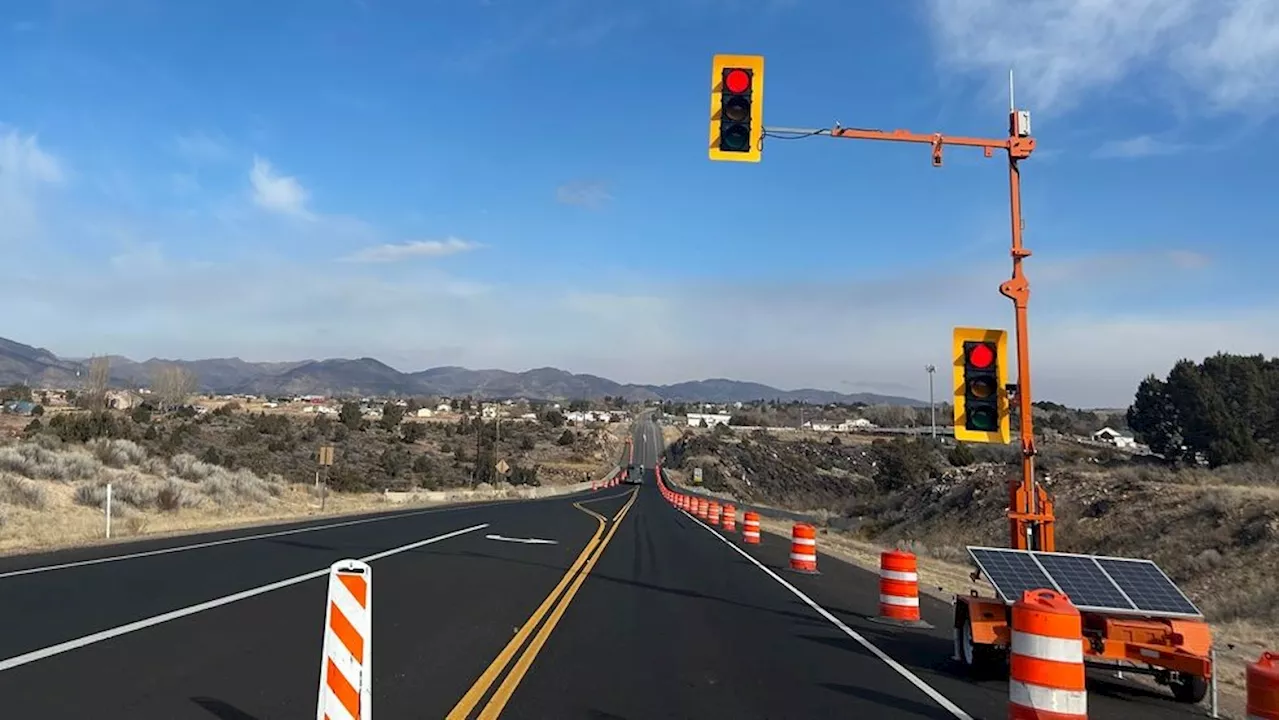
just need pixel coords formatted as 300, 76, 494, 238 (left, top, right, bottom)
0, 336, 924, 406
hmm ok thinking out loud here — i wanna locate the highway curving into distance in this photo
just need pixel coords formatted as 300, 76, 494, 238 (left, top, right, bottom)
0, 418, 1206, 718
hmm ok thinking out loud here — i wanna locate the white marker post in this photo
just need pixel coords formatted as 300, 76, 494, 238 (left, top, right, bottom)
105, 483, 113, 539
317, 559, 372, 720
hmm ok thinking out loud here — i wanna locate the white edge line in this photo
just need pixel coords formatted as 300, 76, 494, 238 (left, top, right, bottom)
0, 522, 489, 673
0, 485, 596, 580
679, 508, 975, 720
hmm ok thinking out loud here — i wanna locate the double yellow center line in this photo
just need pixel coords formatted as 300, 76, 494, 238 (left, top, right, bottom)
447, 487, 639, 719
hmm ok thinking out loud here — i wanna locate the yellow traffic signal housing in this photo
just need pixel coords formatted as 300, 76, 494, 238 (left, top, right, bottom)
709, 54, 764, 162
952, 327, 1011, 444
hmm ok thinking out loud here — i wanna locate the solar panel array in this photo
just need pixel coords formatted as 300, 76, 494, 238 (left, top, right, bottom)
967, 546, 1202, 619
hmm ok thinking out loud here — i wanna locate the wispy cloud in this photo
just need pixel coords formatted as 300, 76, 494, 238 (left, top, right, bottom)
341, 237, 480, 263
925, 0, 1279, 116
173, 131, 231, 165
555, 180, 613, 209
249, 156, 313, 219
1093, 135, 1188, 159
0, 127, 65, 245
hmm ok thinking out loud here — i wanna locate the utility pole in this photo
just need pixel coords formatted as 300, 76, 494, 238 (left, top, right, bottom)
925, 365, 937, 440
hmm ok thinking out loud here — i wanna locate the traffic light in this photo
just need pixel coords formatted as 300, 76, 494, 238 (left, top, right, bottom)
709, 54, 764, 162
952, 327, 1011, 444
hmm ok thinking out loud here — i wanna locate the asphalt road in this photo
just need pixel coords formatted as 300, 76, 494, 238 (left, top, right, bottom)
0, 418, 1208, 719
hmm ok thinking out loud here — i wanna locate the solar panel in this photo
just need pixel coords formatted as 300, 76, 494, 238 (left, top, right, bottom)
1095, 557, 1201, 617
966, 546, 1203, 619
1033, 552, 1131, 610
967, 547, 1055, 604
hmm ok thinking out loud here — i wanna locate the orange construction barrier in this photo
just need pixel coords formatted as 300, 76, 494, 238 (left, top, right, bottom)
708, 502, 721, 526
697, 498, 708, 520
1008, 589, 1086, 720
721, 504, 736, 531
789, 523, 818, 574
742, 512, 760, 544
1248, 652, 1279, 720
871, 550, 930, 628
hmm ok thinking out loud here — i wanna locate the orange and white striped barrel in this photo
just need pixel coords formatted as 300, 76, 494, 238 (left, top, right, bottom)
708, 501, 721, 526
697, 497, 709, 520
721, 504, 736, 531
1009, 589, 1086, 720
317, 559, 372, 720
878, 550, 922, 624
742, 512, 761, 544
789, 523, 818, 573
1248, 652, 1279, 720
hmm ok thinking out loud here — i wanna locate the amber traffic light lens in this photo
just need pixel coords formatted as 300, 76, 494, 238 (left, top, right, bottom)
968, 378, 995, 399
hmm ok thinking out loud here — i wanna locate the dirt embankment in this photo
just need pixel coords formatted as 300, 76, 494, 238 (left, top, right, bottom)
663, 426, 1278, 718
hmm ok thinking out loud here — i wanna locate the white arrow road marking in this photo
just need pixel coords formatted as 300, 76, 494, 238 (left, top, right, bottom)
485, 534, 559, 545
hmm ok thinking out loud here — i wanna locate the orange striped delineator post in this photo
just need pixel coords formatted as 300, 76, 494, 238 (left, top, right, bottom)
1247, 652, 1279, 720
869, 550, 932, 629
697, 498, 709, 520
742, 511, 761, 544
317, 559, 372, 720
721, 504, 736, 531
1008, 589, 1086, 720
788, 523, 819, 574
708, 501, 721, 526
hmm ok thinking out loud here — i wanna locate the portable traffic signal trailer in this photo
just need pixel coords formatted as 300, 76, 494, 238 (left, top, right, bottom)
949, 331, 1214, 702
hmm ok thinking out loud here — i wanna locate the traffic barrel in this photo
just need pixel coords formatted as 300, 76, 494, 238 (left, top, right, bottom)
1247, 652, 1279, 720
708, 501, 721, 526
870, 550, 931, 628
789, 523, 818, 574
1008, 589, 1086, 720
696, 498, 708, 520
721, 504, 736, 531
742, 512, 760, 544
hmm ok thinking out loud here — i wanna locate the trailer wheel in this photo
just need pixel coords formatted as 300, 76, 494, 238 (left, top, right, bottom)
954, 614, 1003, 678
1169, 672, 1208, 704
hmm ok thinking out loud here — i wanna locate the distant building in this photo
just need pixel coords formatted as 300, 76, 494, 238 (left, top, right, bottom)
1091, 427, 1136, 449
4, 400, 37, 416
687, 412, 732, 428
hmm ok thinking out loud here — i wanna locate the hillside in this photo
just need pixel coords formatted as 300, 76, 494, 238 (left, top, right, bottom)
0, 336, 923, 405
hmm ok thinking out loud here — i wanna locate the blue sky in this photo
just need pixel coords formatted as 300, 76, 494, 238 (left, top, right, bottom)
0, 0, 1276, 407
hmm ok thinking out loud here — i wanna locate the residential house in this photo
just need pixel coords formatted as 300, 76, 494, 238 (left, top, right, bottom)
414, 408, 435, 418
4, 400, 37, 416
687, 412, 732, 427
1091, 427, 1136, 449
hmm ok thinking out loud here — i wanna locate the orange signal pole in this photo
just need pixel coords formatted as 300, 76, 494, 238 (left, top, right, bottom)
764, 113, 1054, 551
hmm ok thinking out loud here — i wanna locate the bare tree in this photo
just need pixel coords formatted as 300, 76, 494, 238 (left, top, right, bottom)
151, 364, 198, 410
81, 355, 111, 410
861, 404, 917, 429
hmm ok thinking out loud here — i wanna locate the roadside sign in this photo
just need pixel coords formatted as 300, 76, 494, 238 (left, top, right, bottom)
496, 459, 510, 475
693, 468, 703, 484
318, 445, 335, 466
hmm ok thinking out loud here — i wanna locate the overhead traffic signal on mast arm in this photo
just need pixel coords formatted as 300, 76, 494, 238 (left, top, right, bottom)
708, 54, 764, 162
952, 327, 1011, 444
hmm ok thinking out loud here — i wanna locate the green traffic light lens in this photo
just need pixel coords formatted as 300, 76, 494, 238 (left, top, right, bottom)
969, 408, 996, 431
723, 96, 750, 123
721, 125, 750, 151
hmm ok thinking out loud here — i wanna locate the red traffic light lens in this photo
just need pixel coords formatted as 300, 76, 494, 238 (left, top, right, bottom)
967, 342, 995, 369
725, 68, 751, 94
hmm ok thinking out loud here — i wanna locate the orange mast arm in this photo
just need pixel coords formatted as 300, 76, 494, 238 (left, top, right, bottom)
763, 118, 1053, 551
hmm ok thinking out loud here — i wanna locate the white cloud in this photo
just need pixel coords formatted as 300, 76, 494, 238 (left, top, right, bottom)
341, 238, 480, 263
249, 155, 313, 219
2, 238, 1268, 409
555, 180, 613, 208
926, 0, 1280, 116
1093, 134, 1188, 158
173, 131, 230, 165
0, 127, 64, 245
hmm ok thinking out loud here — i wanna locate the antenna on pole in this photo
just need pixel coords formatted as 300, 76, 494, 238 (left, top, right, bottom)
1008, 67, 1015, 112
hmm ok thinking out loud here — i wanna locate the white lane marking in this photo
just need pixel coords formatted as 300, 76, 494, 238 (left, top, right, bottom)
485, 534, 558, 545
0, 489, 588, 580
0, 523, 489, 673
680, 509, 975, 720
